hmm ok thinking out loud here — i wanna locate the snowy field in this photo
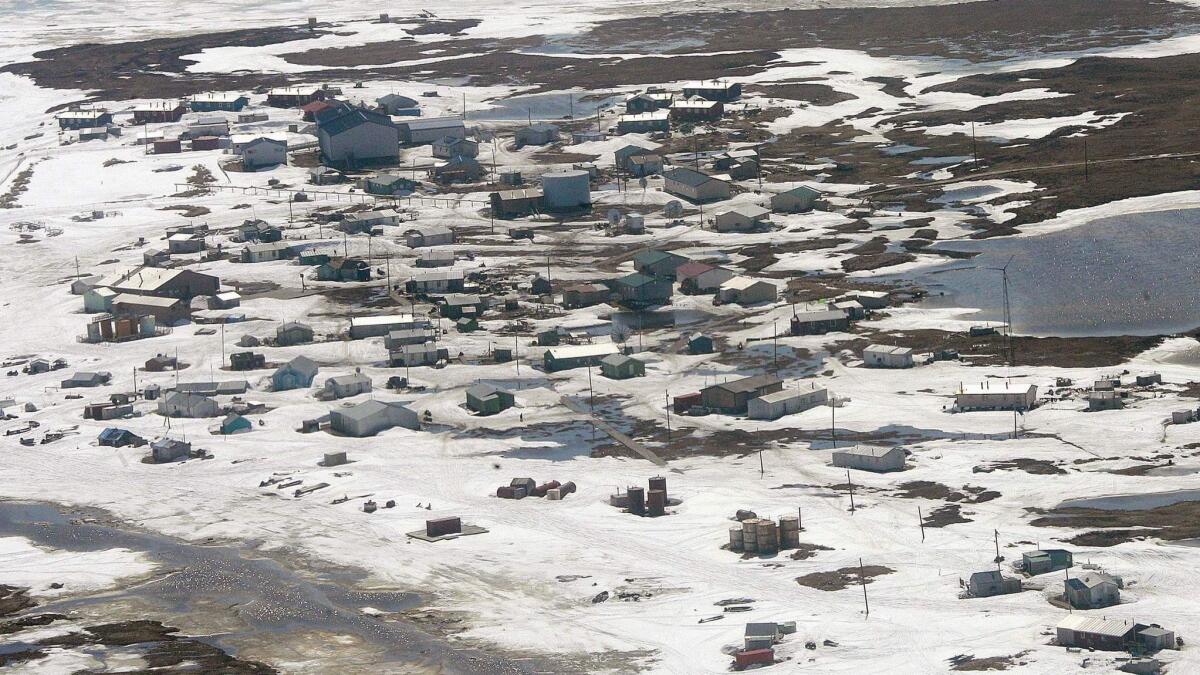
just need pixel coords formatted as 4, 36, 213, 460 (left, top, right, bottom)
1, 0, 1200, 673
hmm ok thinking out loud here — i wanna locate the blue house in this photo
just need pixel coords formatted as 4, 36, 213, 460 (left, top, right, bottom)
98, 427, 145, 448
219, 413, 253, 435
272, 356, 319, 391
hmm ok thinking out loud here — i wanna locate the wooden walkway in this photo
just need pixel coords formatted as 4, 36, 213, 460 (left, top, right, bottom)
560, 395, 666, 467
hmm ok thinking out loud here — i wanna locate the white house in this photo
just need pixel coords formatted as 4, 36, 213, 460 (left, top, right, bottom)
747, 386, 828, 420
714, 204, 770, 232
863, 344, 914, 368
718, 277, 777, 305
955, 383, 1038, 411
831, 445, 905, 472
240, 136, 287, 169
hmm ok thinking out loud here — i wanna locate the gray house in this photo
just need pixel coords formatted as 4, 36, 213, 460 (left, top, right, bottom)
276, 321, 314, 346
432, 136, 479, 159
1021, 549, 1073, 575
831, 445, 905, 472
397, 117, 466, 145
1065, 573, 1121, 609
600, 354, 645, 380
967, 570, 1022, 598
771, 186, 823, 213
389, 343, 448, 367
465, 384, 515, 415
272, 356, 319, 391
324, 373, 372, 399
158, 391, 220, 418
330, 399, 419, 437
61, 371, 112, 388
150, 438, 192, 463
515, 123, 560, 146
662, 167, 730, 203
317, 107, 400, 168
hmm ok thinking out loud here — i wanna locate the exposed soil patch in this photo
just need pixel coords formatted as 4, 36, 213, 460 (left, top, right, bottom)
1030, 500, 1200, 546
748, 82, 857, 106
894, 481, 1000, 504
949, 652, 1031, 671
841, 252, 916, 272
405, 19, 482, 36
32, 619, 276, 673
568, 0, 1198, 61
159, 205, 211, 218
0, 585, 35, 618
974, 458, 1067, 475
864, 76, 912, 99
1, 26, 323, 101
923, 503, 972, 528
841, 328, 1162, 368
789, 542, 834, 561
796, 565, 894, 591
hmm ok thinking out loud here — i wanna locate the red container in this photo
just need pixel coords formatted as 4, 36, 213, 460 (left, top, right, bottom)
153, 139, 181, 154
673, 392, 702, 414
734, 648, 774, 668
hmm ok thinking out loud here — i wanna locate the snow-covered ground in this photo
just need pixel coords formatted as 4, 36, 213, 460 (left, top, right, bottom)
2, 1, 1200, 673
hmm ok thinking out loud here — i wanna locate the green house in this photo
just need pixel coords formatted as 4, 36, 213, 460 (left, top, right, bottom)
219, 413, 253, 435
466, 384, 515, 416
600, 354, 645, 380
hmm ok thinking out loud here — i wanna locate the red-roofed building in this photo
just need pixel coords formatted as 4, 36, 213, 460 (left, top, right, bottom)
302, 100, 336, 122
677, 261, 735, 293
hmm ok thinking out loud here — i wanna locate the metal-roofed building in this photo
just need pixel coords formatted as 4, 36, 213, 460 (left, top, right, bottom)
662, 167, 730, 203
397, 117, 467, 145
790, 309, 850, 335
748, 386, 827, 420
543, 343, 620, 372
316, 107, 399, 168
330, 400, 419, 437
831, 445, 905, 472
863, 344, 914, 369
956, 383, 1038, 411
701, 375, 784, 414
714, 204, 770, 232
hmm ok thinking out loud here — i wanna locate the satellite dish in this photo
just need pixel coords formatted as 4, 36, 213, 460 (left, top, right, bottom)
664, 200, 683, 218
606, 208, 622, 226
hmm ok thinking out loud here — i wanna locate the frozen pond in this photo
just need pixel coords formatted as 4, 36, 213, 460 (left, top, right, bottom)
901, 208, 1200, 336
0, 501, 540, 673
1056, 489, 1200, 511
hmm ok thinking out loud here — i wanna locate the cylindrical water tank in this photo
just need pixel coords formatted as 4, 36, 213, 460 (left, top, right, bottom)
729, 527, 745, 551
542, 170, 591, 210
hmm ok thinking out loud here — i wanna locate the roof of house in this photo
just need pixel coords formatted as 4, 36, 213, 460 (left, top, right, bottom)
319, 107, 396, 136
615, 272, 662, 289
792, 309, 849, 323
864, 344, 913, 356
493, 188, 544, 201
467, 383, 510, 400
399, 117, 467, 130
969, 570, 1004, 584
378, 93, 418, 107
780, 185, 823, 198
833, 444, 901, 458
278, 321, 312, 332
663, 167, 722, 188
720, 276, 765, 291
192, 92, 247, 103
110, 293, 182, 309
546, 343, 621, 360
564, 282, 609, 293
278, 355, 319, 377
411, 269, 464, 282
619, 112, 670, 122
719, 204, 770, 219
708, 374, 782, 395
327, 373, 370, 387
1056, 615, 1137, 638
675, 262, 717, 280
958, 383, 1038, 396
350, 314, 423, 328
133, 100, 183, 112
334, 399, 413, 422
600, 353, 641, 368
268, 86, 322, 96
633, 249, 686, 266
522, 122, 560, 133
753, 387, 824, 405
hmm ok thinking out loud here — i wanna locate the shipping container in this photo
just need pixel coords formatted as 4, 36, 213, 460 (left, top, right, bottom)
426, 517, 461, 537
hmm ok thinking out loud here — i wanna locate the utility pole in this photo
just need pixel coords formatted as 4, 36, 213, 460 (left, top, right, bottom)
514, 333, 520, 389
220, 322, 225, 369
665, 390, 671, 442
758, 449, 764, 477
847, 469, 855, 512
918, 506, 925, 542
587, 364, 596, 442
1083, 137, 1089, 182
994, 529, 1002, 572
773, 320, 778, 370
831, 399, 837, 448
859, 558, 870, 617
971, 121, 979, 167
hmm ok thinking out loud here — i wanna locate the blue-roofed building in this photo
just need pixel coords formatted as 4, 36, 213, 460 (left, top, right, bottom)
98, 428, 146, 448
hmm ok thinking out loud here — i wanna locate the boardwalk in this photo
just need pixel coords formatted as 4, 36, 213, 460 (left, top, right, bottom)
560, 395, 666, 467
